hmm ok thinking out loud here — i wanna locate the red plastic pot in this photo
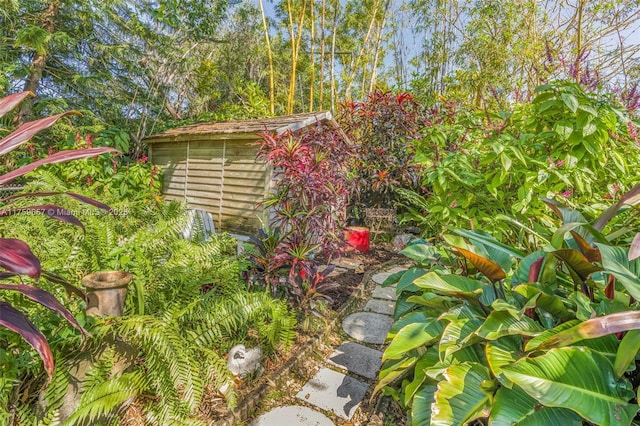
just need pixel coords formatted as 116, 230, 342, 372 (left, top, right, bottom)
345, 226, 370, 252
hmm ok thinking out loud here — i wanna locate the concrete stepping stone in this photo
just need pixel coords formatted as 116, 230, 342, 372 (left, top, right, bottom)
342, 312, 394, 344
331, 258, 362, 270
252, 406, 335, 425
296, 368, 368, 420
371, 285, 398, 301
363, 299, 395, 316
328, 341, 383, 380
371, 267, 406, 285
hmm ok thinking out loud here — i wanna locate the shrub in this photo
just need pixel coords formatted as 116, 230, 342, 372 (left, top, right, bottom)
402, 81, 640, 244
377, 184, 640, 425
252, 122, 353, 315
338, 89, 424, 213
0, 92, 116, 379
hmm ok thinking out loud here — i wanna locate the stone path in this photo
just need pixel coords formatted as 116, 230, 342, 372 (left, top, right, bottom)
251, 265, 401, 425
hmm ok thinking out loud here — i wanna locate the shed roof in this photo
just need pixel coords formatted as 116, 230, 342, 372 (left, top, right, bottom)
145, 111, 344, 143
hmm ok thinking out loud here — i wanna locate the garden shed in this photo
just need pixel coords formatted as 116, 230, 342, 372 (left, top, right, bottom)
145, 112, 347, 235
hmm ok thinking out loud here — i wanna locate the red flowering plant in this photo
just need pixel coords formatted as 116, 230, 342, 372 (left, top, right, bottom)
251, 122, 354, 315
0, 92, 117, 380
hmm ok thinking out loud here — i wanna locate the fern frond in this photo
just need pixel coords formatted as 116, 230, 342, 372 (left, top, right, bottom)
61, 371, 145, 426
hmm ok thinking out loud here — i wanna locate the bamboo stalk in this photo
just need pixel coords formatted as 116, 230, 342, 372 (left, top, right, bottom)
259, 0, 276, 115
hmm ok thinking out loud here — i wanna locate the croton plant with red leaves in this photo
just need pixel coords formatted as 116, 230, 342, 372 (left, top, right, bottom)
338, 89, 424, 210
254, 122, 354, 316
0, 92, 117, 381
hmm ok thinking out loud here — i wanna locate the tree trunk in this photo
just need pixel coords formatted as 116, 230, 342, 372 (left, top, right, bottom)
18, 1, 60, 124
309, 0, 315, 112
574, 0, 585, 84
319, 0, 326, 109
286, 0, 308, 114
369, 0, 390, 93
330, 0, 339, 112
259, 0, 275, 115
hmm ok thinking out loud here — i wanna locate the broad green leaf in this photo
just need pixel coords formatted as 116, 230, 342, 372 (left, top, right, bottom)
375, 355, 420, 394
443, 234, 469, 249
583, 122, 597, 137
475, 310, 543, 340
406, 295, 455, 314
535, 311, 640, 350
554, 122, 573, 140
384, 320, 444, 360
432, 363, 493, 426
453, 229, 525, 259
490, 385, 582, 426
534, 83, 553, 93
551, 222, 587, 250
561, 93, 579, 113
396, 267, 428, 293
414, 272, 484, 298
615, 330, 640, 377
486, 336, 523, 377
525, 320, 580, 351
539, 254, 558, 285
426, 344, 487, 381
514, 284, 573, 322
411, 384, 437, 426
438, 305, 484, 359
389, 311, 431, 338
405, 347, 439, 407
527, 319, 618, 356
502, 347, 637, 426
577, 103, 598, 116
394, 292, 419, 320
381, 270, 405, 287
568, 291, 596, 321
401, 243, 439, 264
452, 246, 506, 283
599, 244, 640, 301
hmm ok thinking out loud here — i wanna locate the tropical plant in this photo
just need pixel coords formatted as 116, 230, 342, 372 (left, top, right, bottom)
338, 89, 424, 212
2, 196, 296, 424
0, 91, 116, 380
252, 123, 352, 313
377, 184, 640, 425
402, 81, 640, 244
41, 126, 162, 202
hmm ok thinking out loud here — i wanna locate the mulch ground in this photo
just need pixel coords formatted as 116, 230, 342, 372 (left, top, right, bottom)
322, 246, 398, 311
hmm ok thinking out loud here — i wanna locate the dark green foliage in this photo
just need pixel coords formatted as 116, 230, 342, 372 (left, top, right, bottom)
401, 81, 640, 244
0, 176, 296, 424
377, 190, 640, 425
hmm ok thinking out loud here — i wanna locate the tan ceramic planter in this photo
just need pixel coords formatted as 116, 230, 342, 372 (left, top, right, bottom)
82, 271, 132, 316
